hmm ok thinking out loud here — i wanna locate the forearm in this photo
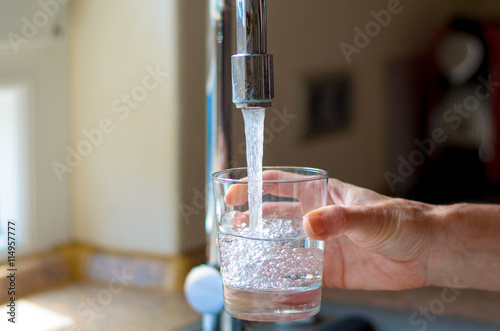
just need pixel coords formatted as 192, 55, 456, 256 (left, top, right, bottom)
427, 203, 500, 291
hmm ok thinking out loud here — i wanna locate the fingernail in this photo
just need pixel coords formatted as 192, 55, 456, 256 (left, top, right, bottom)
306, 215, 327, 235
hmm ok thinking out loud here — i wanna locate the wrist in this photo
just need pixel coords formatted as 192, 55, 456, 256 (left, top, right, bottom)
423, 204, 451, 287
426, 203, 500, 291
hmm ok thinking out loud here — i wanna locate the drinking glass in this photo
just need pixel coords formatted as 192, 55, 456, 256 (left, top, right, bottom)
212, 167, 328, 322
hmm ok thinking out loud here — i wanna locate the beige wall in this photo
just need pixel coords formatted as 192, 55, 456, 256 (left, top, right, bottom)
68, 0, 181, 255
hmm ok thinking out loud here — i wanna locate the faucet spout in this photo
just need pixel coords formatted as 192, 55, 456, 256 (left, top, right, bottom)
232, 0, 274, 109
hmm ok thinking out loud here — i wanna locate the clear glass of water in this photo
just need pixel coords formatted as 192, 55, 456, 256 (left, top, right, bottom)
212, 167, 328, 322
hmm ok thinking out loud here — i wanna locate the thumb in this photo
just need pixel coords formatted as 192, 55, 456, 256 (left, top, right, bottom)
303, 204, 389, 242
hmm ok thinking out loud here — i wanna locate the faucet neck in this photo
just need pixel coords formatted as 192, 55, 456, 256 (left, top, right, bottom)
236, 0, 267, 54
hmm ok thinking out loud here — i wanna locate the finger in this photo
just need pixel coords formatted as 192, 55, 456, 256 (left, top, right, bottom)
261, 170, 309, 199
225, 170, 327, 207
225, 183, 248, 206
225, 184, 305, 208
303, 204, 391, 242
262, 201, 303, 218
230, 211, 249, 228
228, 202, 303, 219
225, 170, 306, 206
261, 170, 308, 181
223, 202, 304, 233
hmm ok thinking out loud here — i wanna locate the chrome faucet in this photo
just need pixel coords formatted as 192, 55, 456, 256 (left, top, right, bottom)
185, 1, 274, 330
232, 0, 274, 109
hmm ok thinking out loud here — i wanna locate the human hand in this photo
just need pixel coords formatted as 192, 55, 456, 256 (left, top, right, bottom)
303, 178, 439, 290
226, 171, 500, 292
304, 178, 500, 292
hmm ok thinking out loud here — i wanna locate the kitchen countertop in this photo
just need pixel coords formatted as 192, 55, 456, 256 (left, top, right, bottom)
0, 282, 200, 331
2, 283, 499, 330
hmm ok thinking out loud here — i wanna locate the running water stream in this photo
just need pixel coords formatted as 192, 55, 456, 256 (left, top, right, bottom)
241, 107, 266, 232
